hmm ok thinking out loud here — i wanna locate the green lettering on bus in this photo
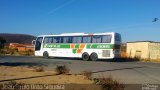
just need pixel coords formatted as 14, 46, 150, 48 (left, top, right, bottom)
43, 44, 113, 49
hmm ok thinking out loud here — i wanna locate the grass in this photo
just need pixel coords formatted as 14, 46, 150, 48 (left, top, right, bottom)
80, 70, 124, 90
0, 66, 125, 90
33, 66, 44, 72
0, 47, 34, 56
93, 76, 124, 90
81, 70, 92, 80
55, 65, 70, 75
0, 80, 24, 90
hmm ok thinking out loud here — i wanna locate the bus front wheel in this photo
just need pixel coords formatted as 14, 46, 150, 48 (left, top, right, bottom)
43, 51, 49, 58
82, 52, 90, 61
90, 52, 98, 61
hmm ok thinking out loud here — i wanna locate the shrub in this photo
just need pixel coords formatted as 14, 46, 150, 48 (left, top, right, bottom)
123, 57, 140, 61
2, 80, 24, 90
93, 76, 124, 90
0, 84, 3, 90
28, 49, 34, 56
8, 48, 17, 55
0, 47, 18, 55
0, 49, 4, 55
55, 65, 70, 75
81, 70, 92, 80
33, 66, 44, 72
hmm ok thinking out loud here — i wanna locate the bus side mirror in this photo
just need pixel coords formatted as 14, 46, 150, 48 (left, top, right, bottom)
32, 40, 36, 45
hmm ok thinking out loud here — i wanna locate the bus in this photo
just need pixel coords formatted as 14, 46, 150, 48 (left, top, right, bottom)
34, 32, 121, 61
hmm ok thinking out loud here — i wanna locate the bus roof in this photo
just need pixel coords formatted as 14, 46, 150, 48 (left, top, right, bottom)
37, 32, 118, 37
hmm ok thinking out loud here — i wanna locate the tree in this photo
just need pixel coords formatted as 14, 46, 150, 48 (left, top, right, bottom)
0, 37, 6, 49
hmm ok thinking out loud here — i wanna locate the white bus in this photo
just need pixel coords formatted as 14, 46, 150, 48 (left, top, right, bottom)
34, 32, 121, 61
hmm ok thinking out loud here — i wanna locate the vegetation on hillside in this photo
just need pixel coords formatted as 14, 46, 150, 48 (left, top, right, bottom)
0, 33, 36, 44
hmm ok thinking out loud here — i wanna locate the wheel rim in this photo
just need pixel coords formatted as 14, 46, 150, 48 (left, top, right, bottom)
44, 52, 48, 58
91, 53, 98, 61
83, 53, 89, 61
84, 55, 88, 60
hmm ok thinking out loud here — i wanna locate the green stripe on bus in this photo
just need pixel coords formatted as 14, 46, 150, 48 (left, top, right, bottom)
75, 44, 79, 48
60, 44, 70, 48
87, 44, 113, 49
87, 44, 91, 48
44, 44, 70, 48
44, 44, 114, 49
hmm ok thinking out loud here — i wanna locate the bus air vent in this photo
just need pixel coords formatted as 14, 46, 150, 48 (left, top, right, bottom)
102, 50, 110, 57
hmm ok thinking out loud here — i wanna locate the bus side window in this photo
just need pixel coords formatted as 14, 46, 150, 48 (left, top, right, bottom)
102, 35, 112, 43
82, 36, 91, 43
62, 37, 67, 43
53, 37, 61, 43
78, 37, 82, 43
43, 37, 48, 43
92, 35, 102, 43
72, 36, 82, 43
44, 37, 53, 43
68, 37, 72, 43
59, 37, 63, 43
48, 37, 53, 43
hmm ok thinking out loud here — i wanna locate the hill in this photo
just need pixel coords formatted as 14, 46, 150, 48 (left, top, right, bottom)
0, 33, 36, 44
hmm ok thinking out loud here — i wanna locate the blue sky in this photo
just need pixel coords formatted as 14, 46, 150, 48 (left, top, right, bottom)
0, 0, 160, 42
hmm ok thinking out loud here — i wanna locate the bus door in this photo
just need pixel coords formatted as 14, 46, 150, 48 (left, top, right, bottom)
35, 37, 43, 51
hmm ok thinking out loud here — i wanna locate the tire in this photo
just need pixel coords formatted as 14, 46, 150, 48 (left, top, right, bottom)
90, 52, 98, 61
43, 51, 49, 58
82, 52, 90, 61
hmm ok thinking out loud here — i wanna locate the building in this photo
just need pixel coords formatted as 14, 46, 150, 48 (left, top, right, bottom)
9, 43, 34, 52
127, 41, 160, 60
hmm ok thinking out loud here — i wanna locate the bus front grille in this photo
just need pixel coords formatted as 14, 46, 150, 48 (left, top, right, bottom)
102, 50, 110, 57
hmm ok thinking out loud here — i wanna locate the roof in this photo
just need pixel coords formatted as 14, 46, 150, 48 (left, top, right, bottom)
127, 41, 160, 43
37, 32, 117, 37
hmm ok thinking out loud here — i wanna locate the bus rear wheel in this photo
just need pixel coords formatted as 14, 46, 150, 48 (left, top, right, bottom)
90, 53, 98, 61
43, 51, 49, 58
82, 52, 90, 61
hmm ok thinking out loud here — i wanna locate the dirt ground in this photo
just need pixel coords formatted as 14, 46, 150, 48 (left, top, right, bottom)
0, 66, 93, 84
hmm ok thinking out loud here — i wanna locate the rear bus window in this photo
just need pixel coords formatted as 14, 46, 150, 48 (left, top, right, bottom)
115, 33, 121, 42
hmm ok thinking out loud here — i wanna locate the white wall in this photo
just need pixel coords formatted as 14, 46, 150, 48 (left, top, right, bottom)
127, 42, 149, 59
149, 43, 160, 59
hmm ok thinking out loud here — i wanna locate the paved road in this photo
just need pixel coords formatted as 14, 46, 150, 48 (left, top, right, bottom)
0, 56, 160, 84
